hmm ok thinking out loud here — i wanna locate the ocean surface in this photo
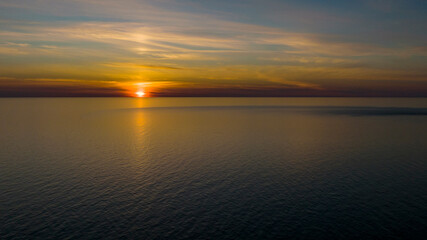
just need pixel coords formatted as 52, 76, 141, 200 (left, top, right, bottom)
1, 97, 427, 239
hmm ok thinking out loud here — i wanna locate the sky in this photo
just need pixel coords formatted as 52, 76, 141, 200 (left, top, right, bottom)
0, 0, 426, 97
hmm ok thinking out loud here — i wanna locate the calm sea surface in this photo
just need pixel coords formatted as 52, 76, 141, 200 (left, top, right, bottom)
1, 98, 427, 239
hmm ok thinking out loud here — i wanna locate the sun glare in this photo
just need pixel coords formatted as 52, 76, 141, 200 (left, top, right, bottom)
136, 91, 145, 97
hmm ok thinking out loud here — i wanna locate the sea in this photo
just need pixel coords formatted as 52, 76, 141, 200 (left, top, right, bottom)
1, 98, 427, 239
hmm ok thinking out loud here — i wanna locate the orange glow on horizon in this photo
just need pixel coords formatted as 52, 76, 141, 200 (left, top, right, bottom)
135, 91, 145, 97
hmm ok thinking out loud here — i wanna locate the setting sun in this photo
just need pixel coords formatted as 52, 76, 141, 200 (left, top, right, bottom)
136, 91, 145, 97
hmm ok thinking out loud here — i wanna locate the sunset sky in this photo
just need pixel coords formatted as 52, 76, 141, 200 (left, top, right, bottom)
0, 0, 426, 97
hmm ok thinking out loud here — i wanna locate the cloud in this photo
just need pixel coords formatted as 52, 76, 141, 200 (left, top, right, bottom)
364, 0, 398, 12
103, 62, 183, 70
0, 0, 426, 96
0, 42, 30, 55
3, 18, 424, 61
0, 77, 130, 97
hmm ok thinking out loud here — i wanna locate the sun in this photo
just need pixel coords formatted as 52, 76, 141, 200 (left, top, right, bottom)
135, 91, 145, 97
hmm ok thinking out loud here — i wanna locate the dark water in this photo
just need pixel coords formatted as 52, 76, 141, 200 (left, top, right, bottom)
1, 98, 427, 239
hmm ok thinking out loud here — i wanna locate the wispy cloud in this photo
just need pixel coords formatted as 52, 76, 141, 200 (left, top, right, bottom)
0, 0, 426, 96
103, 62, 183, 70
